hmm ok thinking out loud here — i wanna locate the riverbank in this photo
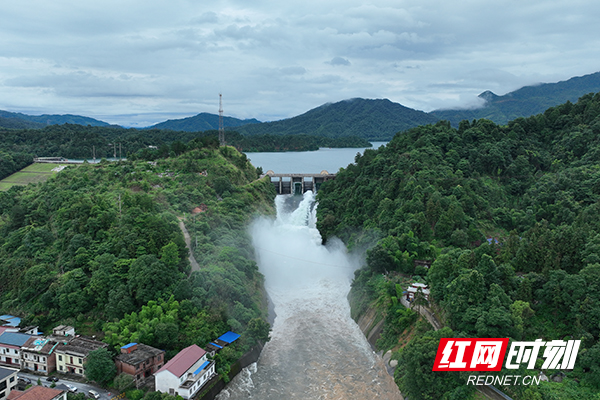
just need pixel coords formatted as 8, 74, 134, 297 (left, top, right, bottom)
197, 343, 265, 400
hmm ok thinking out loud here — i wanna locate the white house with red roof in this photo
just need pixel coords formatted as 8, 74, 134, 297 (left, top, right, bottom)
154, 344, 215, 399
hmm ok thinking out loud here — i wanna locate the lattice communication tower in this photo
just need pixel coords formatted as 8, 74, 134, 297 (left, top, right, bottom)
218, 93, 225, 146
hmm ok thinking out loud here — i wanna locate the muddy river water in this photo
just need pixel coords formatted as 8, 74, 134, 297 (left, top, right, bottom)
216, 193, 403, 400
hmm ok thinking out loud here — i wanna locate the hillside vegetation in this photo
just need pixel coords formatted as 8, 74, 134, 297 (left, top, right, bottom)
431, 71, 600, 126
0, 125, 370, 181
316, 92, 600, 399
0, 109, 110, 128
236, 98, 439, 140
0, 140, 275, 375
147, 112, 260, 131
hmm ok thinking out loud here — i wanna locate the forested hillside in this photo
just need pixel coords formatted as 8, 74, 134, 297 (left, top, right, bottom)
236, 98, 439, 140
0, 125, 370, 181
0, 110, 110, 128
0, 116, 44, 129
316, 93, 600, 399
147, 112, 260, 131
0, 139, 274, 375
431, 71, 600, 126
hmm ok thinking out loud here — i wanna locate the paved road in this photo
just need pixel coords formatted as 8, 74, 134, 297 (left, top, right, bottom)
17, 371, 115, 400
400, 296, 442, 330
477, 385, 514, 400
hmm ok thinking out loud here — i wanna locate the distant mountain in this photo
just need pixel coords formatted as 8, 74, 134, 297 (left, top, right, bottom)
147, 112, 261, 132
0, 110, 110, 129
3, 71, 600, 136
431, 71, 600, 126
0, 116, 44, 129
235, 98, 439, 140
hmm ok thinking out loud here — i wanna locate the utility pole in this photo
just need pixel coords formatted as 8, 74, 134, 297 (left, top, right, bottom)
218, 93, 225, 146
93, 145, 96, 163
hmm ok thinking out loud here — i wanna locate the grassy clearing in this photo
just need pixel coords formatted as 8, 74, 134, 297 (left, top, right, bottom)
0, 163, 75, 191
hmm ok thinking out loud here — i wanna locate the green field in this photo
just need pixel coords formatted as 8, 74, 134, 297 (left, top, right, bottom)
0, 163, 74, 191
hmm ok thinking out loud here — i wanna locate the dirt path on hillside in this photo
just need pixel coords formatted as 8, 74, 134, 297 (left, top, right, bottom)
178, 219, 200, 273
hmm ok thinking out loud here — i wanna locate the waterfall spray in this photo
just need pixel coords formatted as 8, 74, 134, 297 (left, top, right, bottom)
216, 193, 402, 400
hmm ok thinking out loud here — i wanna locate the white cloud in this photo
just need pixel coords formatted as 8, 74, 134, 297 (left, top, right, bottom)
0, 0, 599, 124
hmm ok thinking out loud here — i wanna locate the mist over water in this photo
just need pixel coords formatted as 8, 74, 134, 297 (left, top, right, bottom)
216, 192, 403, 400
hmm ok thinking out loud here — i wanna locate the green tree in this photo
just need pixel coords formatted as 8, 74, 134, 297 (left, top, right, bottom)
113, 373, 135, 392
127, 255, 180, 305
84, 348, 117, 386
396, 327, 471, 400
580, 342, 600, 389
246, 318, 271, 346
160, 241, 180, 269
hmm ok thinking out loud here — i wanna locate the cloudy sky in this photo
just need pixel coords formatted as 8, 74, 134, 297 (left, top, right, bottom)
1, 0, 599, 127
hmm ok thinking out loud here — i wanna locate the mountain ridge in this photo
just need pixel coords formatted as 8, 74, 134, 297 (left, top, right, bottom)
234, 98, 439, 141
2, 71, 600, 138
0, 110, 111, 128
146, 112, 260, 132
431, 71, 600, 126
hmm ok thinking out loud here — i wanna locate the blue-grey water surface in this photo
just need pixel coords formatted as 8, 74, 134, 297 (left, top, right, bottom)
244, 142, 388, 174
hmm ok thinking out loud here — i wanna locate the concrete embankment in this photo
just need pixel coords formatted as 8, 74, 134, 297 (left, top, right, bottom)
196, 343, 264, 400
354, 304, 386, 349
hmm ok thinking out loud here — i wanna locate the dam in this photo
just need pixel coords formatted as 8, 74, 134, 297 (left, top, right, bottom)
263, 170, 336, 195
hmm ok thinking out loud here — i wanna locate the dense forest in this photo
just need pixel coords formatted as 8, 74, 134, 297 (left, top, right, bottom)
0, 139, 274, 382
236, 98, 439, 140
0, 125, 370, 181
316, 92, 600, 399
0, 109, 110, 128
146, 112, 260, 132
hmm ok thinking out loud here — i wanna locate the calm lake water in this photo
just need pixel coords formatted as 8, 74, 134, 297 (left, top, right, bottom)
244, 142, 388, 174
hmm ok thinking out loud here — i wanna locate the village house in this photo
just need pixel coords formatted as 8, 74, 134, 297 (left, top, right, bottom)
0, 366, 18, 400
54, 337, 108, 377
20, 336, 57, 376
115, 343, 165, 388
6, 385, 66, 400
154, 344, 215, 399
52, 326, 75, 338
0, 333, 31, 369
405, 282, 430, 302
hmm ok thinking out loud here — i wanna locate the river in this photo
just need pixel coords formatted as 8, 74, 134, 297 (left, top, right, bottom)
216, 186, 402, 399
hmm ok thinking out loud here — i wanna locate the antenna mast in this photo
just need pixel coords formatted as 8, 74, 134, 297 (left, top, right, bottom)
218, 93, 225, 146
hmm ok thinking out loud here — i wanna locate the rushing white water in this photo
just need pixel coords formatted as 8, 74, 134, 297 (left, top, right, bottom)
216, 192, 403, 400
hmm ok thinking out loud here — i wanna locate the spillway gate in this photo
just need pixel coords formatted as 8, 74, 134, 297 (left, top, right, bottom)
263, 170, 336, 195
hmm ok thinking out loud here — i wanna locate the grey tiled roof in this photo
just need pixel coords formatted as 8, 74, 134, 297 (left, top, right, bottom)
116, 343, 164, 366
0, 366, 18, 381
